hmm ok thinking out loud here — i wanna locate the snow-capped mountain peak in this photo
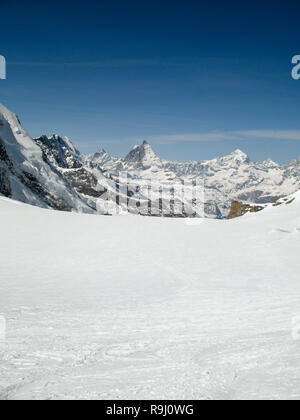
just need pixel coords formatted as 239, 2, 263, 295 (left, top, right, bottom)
260, 157, 281, 168
227, 149, 250, 162
124, 140, 162, 169
0, 103, 92, 212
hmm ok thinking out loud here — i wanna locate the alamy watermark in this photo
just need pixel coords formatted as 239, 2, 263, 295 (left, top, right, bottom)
0, 55, 6, 80
0, 316, 6, 343
292, 55, 300, 80
95, 172, 205, 222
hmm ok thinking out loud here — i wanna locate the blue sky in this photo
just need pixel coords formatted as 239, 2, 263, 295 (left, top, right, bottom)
1, 0, 300, 163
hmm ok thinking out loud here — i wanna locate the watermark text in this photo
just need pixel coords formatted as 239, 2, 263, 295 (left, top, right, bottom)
292, 55, 300, 80
0, 55, 6, 80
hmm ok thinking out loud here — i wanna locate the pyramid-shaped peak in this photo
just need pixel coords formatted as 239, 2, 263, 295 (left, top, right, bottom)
125, 140, 161, 168
132, 140, 150, 149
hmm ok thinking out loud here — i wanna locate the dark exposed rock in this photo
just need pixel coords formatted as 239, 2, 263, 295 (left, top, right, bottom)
272, 197, 296, 206
0, 137, 14, 172
64, 168, 106, 198
0, 138, 14, 197
0, 168, 11, 197
34, 135, 82, 169
19, 171, 71, 211
237, 191, 281, 204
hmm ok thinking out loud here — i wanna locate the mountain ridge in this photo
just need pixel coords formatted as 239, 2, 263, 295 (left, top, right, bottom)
1, 102, 300, 218
87, 141, 299, 169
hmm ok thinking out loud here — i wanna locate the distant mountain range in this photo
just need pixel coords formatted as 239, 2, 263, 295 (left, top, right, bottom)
1, 103, 299, 218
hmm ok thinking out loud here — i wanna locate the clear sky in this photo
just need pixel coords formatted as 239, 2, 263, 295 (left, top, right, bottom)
1, 0, 300, 163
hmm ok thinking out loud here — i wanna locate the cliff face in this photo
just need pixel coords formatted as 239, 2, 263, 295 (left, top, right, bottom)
227, 201, 265, 219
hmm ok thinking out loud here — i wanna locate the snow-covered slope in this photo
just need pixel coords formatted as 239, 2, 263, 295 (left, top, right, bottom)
0, 192, 300, 400
0, 104, 92, 212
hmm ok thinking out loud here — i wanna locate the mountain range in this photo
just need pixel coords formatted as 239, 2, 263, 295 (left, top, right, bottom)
1, 103, 299, 218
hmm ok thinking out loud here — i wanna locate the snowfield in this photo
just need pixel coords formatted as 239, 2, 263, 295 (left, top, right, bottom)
0, 193, 300, 400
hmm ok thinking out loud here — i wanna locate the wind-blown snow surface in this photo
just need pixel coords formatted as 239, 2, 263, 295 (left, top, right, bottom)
0, 193, 300, 400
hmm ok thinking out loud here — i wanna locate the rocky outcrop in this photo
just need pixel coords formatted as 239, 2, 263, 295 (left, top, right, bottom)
0, 137, 13, 197
227, 201, 265, 219
0, 167, 11, 197
64, 168, 105, 198
19, 171, 71, 211
227, 193, 297, 219
34, 135, 82, 169
272, 196, 295, 207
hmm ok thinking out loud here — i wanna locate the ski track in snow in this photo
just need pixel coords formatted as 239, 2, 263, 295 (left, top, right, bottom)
0, 195, 300, 400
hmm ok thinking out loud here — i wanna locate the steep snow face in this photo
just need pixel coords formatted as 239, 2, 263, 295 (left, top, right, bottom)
0, 104, 92, 212
0, 193, 300, 399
